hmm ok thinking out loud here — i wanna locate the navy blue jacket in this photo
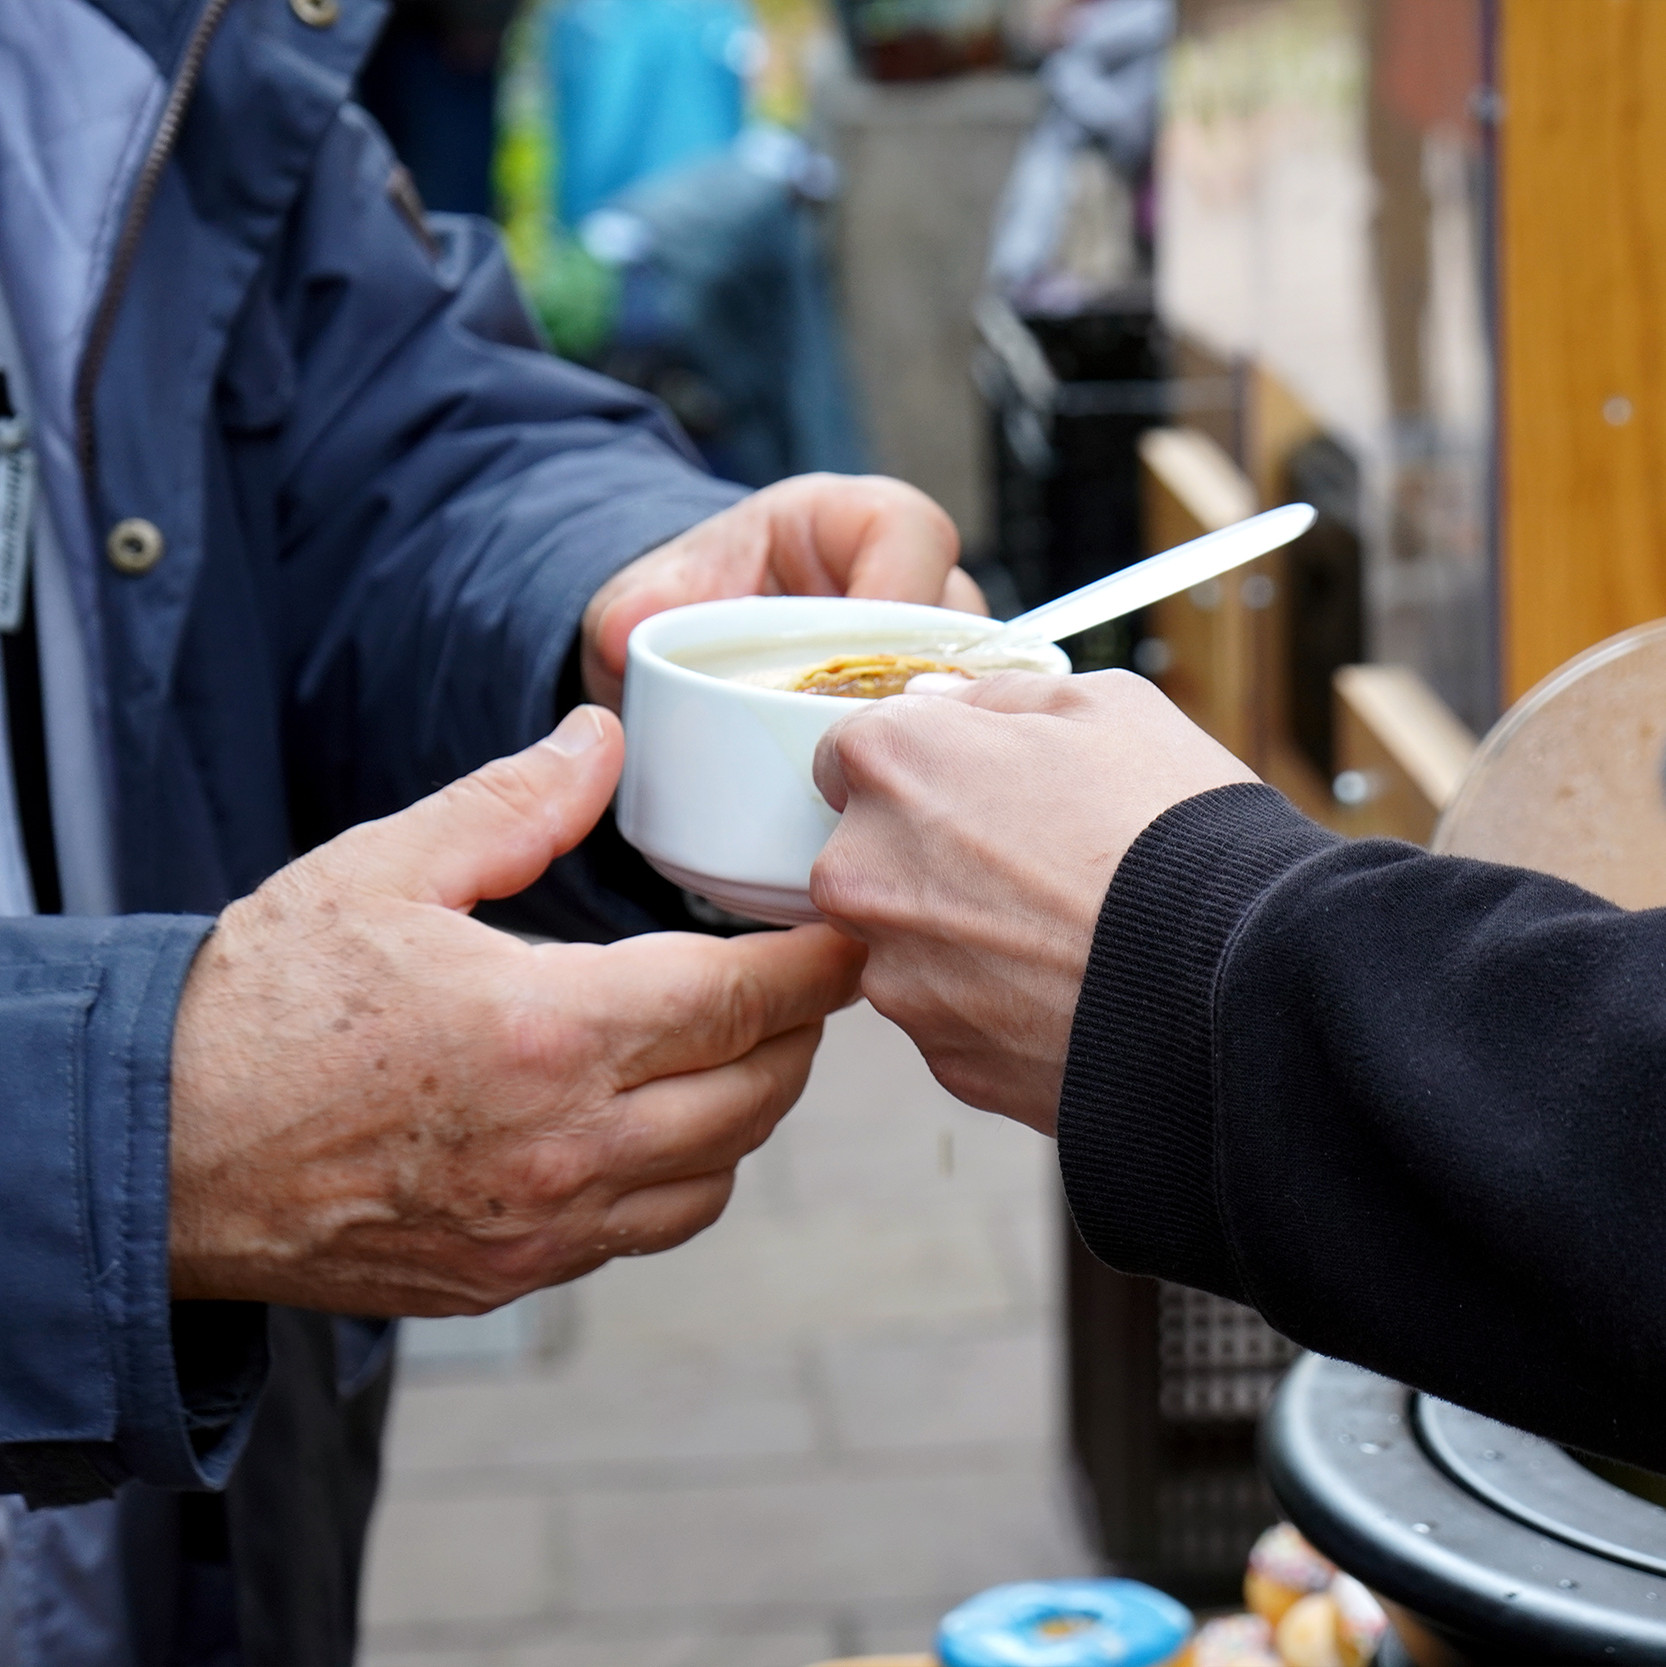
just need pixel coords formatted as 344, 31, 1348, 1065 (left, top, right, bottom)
0, 0, 743, 1507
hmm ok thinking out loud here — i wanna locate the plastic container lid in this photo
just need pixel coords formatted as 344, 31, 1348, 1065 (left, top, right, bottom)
936, 1579, 1193, 1667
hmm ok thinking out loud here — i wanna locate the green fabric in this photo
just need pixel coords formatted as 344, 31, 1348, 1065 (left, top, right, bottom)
494, 0, 619, 361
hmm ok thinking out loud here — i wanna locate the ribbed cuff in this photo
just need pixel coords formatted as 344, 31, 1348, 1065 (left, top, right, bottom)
1057, 784, 1339, 1295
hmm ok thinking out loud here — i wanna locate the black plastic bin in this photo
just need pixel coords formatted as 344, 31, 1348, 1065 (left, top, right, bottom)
1283, 434, 1365, 779
974, 292, 1171, 664
1066, 1225, 1299, 1605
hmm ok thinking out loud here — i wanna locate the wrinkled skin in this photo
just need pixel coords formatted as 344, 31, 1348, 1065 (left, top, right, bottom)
810, 670, 1256, 1133
172, 471, 983, 1314
170, 707, 865, 1315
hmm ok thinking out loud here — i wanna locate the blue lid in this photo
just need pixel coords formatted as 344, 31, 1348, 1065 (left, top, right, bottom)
936, 1579, 1192, 1667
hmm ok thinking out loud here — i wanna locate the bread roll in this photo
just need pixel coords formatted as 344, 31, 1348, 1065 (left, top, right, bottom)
1173, 1613, 1280, 1667
1272, 1594, 1343, 1667
1243, 1524, 1336, 1626
1329, 1574, 1388, 1667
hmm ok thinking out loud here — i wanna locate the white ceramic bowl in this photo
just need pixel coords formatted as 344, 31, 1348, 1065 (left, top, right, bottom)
616, 595, 1072, 924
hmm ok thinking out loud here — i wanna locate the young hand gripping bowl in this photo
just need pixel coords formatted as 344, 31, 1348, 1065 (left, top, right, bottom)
805, 669, 1254, 1131
612, 506, 1306, 927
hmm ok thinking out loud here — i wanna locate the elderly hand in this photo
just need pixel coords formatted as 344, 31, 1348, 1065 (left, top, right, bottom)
580, 473, 985, 708
809, 670, 1255, 1133
169, 707, 864, 1315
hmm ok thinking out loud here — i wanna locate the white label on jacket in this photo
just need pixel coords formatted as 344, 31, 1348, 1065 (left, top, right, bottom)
0, 414, 32, 633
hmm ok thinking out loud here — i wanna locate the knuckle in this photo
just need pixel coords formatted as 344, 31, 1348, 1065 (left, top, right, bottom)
656, 939, 765, 1061
757, 1025, 819, 1107
669, 1174, 736, 1243
972, 669, 1032, 701
523, 1130, 599, 1210
929, 1054, 986, 1109
831, 706, 911, 792
808, 842, 875, 923
984, 669, 1077, 712
715, 1067, 787, 1162
700, 1027, 820, 1167
1083, 667, 1146, 707
921, 496, 958, 540
830, 722, 881, 793
713, 955, 769, 1057
461, 753, 551, 827
857, 961, 924, 1033
874, 476, 956, 541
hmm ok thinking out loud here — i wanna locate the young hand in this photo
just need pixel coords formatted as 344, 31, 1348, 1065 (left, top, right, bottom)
808, 671, 1255, 1132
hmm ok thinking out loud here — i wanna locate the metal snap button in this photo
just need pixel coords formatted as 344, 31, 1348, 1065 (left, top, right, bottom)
107, 518, 165, 575
289, 0, 340, 26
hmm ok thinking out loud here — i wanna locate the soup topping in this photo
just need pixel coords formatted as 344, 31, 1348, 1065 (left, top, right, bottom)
788, 653, 972, 699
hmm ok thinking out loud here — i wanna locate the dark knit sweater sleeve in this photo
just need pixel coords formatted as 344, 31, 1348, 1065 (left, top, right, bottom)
1058, 782, 1666, 1471
1058, 784, 1339, 1296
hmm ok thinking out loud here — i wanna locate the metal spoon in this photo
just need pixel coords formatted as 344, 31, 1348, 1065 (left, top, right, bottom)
948, 502, 1317, 665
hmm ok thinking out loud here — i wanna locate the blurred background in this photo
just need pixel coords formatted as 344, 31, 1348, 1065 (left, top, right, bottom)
353, 2, 1666, 1663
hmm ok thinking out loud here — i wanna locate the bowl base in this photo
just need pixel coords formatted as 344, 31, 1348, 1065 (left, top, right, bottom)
644, 857, 823, 927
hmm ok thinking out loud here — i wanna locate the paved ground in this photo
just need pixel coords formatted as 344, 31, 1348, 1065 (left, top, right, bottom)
359, 1000, 1097, 1667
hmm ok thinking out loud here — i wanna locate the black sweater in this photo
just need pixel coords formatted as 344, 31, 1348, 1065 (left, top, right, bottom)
1056, 783, 1666, 1471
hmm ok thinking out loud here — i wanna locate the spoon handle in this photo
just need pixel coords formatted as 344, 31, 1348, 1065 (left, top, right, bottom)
967, 502, 1317, 658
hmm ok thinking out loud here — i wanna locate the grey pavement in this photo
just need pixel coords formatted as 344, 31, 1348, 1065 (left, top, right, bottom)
359, 1001, 1096, 1667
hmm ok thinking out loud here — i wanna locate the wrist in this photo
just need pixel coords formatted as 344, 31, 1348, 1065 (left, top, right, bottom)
167, 909, 263, 1302
1058, 785, 1338, 1289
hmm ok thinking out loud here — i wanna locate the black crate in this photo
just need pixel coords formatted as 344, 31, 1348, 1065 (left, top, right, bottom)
974, 295, 1246, 675
1284, 434, 1365, 778
974, 293, 1169, 654
1065, 1217, 1299, 1607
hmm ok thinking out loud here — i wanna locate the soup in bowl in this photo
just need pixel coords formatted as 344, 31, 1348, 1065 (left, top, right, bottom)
616, 595, 1071, 924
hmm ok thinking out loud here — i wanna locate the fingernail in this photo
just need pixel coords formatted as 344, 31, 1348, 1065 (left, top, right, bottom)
548, 706, 607, 756
903, 673, 967, 697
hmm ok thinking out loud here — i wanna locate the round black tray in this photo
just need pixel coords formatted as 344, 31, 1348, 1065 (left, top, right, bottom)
1261, 1355, 1666, 1664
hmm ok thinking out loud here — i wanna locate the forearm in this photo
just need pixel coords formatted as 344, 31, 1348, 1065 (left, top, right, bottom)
286, 415, 740, 841
253, 109, 744, 932
276, 193, 744, 838
1059, 784, 1666, 1469
0, 915, 266, 1505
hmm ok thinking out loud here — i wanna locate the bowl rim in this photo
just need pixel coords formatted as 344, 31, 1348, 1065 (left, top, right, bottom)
624, 595, 1064, 708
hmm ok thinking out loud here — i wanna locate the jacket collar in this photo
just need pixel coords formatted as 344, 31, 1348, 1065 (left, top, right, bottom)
83, 0, 223, 78
0, 0, 170, 834
7, 0, 385, 897
87, 0, 386, 681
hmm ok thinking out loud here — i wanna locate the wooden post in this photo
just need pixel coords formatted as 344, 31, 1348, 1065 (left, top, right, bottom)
1499, 0, 1666, 699
1139, 427, 1259, 760
1332, 665, 1479, 846
1138, 425, 1333, 817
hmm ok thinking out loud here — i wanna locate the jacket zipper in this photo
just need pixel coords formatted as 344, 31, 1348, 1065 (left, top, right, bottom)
73, 0, 240, 490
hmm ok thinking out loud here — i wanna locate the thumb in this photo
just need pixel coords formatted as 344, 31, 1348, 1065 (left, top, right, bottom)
327, 706, 625, 909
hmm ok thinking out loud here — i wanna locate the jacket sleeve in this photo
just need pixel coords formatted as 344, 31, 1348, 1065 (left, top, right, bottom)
1057, 782, 1666, 1472
226, 104, 747, 937
0, 915, 267, 1508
